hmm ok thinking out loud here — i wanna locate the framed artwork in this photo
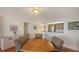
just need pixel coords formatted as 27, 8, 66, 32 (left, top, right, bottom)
33, 26, 37, 30
9, 25, 17, 34
68, 21, 79, 30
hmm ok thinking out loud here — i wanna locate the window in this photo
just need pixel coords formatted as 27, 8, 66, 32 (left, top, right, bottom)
48, 23, 64, 33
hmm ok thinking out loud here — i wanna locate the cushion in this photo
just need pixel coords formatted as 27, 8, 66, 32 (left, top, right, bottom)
51, 36, 64, 49
14, 36, 28, 51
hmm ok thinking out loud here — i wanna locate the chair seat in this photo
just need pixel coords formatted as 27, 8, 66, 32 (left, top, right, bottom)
35, 34, 43, 39
51, 36, 64, 50
14, 36, 29, 52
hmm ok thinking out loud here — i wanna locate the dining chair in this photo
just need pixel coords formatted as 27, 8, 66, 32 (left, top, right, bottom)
51, 36, 64, 51
35, 34, 43, 39
14, 36, 29, 52
44, 34, 52, 41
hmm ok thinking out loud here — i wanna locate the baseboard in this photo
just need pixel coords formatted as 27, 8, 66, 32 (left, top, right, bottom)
63, 47, 78, 52
1, 46, 15, 51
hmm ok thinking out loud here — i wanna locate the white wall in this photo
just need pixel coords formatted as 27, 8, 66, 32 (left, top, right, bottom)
0, 16, 43, 37
0, 17, 4, 48
44, 18, 79, 51
2, 17, 24, 36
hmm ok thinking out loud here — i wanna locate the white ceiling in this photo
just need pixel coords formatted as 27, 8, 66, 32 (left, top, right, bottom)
0, 7, 79, 23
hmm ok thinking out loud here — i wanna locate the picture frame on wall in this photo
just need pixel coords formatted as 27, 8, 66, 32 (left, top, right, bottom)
68, 21, 79, 30
9, 25, 17, 31
33, 26, 37, 30
9, 25, 17, 34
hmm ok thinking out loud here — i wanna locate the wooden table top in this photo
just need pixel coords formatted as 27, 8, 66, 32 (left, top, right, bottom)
21, 38, 56, 52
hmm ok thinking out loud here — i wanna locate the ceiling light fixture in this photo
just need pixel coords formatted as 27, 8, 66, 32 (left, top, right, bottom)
32, 7, 40, 14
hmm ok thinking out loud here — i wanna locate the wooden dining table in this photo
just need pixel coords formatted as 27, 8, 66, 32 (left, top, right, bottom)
21, 38, 56, 52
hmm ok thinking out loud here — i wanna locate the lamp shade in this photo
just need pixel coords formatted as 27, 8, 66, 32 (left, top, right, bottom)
32, 7, 40, 14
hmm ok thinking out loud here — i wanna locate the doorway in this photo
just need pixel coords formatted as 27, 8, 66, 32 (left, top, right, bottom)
24, 23, 28, 36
